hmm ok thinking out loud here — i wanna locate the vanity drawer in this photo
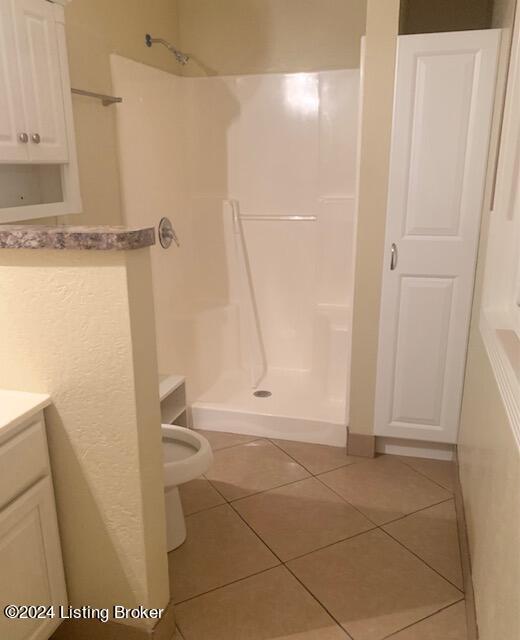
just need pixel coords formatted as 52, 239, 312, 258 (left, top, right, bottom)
0, 420, 49, 510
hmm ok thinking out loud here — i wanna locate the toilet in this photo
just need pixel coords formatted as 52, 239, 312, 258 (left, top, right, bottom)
162, 424, 213, 551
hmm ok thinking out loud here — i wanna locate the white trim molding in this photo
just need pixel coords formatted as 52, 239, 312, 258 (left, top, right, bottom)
479, 7, 520, 452
375, 436, 455, 461
480, 310, 520, 449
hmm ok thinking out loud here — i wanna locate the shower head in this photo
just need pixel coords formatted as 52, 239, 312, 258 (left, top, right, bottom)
145, 33, 190, 65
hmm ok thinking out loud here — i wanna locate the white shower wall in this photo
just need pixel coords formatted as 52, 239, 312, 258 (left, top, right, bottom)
112, 56, 359, 444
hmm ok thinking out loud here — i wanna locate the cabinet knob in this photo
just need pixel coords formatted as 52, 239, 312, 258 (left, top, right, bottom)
18, 133, 29, 143
31, 133, 41, 144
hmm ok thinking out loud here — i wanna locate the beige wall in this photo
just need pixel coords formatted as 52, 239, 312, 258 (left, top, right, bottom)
0, 249, 169, 623
458, 338, 520, 639
458, 1, 520, 638
62, 0, 181, 227
177, 0, 367, 76
348, 0, 400, 436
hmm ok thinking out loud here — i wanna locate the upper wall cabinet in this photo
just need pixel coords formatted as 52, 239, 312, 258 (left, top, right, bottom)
0, 0, 81, 222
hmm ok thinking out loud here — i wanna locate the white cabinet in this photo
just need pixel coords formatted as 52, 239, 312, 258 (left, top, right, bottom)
0, 0, 81, 221
0, 0, 27, 162
13, 0, 69, 163
0, 409, 67, 640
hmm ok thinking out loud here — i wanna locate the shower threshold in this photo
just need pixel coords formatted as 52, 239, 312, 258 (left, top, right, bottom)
191, 368, 348, 447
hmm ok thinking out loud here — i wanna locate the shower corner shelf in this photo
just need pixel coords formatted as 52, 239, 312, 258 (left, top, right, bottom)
159, 373, 188, 426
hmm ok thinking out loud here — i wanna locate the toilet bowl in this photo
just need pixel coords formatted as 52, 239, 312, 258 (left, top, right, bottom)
162, 424, 213, 551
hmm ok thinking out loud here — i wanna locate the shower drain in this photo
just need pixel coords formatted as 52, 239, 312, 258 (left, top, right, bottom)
253, 390, 272, 398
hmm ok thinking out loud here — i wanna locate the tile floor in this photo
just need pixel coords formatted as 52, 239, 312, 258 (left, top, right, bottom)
171, 431, 467, 640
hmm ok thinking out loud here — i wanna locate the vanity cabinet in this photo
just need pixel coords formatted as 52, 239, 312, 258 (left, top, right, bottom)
0, 0, 81, 222
0, 404, 67, 640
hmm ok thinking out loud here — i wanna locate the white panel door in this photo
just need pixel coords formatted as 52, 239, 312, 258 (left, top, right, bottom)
14, 0, 68, 163
374, 30, 500, 443
0, 478, 67, 640
0, 0, 28, 162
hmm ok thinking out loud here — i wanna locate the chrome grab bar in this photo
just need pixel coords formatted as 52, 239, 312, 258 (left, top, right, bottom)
238, 214, 317, 222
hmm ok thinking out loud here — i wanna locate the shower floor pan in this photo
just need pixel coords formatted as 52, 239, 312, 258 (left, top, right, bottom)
191, 368, 348, 447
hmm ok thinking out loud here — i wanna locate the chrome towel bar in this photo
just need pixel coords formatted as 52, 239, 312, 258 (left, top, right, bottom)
238, 214, 317, 222
71, 88, 123, 106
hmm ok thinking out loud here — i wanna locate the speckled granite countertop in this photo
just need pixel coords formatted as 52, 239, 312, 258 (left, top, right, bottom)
0, 225, 155, 250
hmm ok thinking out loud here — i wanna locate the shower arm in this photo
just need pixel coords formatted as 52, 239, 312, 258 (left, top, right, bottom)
145, 34, 189, 65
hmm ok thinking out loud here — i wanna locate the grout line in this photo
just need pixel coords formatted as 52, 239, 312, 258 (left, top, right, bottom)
267, 438, 362, 475
393, 455, 456, 494
196, 433, 265, 452
283, 562, 353, 636
379, 527, 465, 594
172, 564, 282, 607
314, 464, 455, 529
204, 473, 312, 505
381, 597, 465, 639
312, 474, 383, 526
269, 439, 357, 476
283, 525, 379, 563
375, 497, 455, 527
229, 483, 380, 565
180, 498, 226, 518
227, 500, 285, 562
201, 475, 229, 502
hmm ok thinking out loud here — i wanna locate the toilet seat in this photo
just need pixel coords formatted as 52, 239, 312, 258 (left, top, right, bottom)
162, 424, 213, 486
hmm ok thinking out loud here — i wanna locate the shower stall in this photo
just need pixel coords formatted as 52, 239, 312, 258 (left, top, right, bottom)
112, 55, 360, 446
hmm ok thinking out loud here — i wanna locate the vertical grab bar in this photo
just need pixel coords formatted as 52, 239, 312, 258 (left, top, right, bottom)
228, 200, 267, 388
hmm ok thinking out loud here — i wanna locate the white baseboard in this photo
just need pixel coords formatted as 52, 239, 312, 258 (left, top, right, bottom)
376, 436, 455, 460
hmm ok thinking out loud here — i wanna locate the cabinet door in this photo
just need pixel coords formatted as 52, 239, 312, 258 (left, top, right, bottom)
0, 0, 29, 162
0, 478, 67, 640
374, 30, 499, 444
14, 0, 68, 163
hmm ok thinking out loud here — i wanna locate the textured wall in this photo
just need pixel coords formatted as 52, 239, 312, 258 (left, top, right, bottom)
177, 0, 367, 76
0, 249, 169, 622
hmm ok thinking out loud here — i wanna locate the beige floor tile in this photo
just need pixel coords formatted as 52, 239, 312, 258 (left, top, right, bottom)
173, 628, 185, 640
195, 429, 260, 450
388, 601, 467, 639
383, 499, 463, 589
169, 504, 278, 603
271, 439, 360, 474
397, 456, 457, 492
175, 566, 351, 640
319, 456, 451, 525
179, 477, 225, 515
287, 529, 463, 640
234, 477, 374, 560
205, 439, 309, 500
